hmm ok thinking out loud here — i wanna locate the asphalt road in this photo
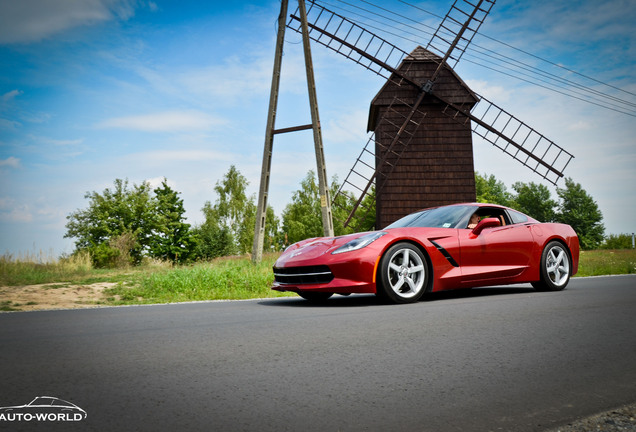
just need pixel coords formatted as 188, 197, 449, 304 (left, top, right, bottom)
1, 275, 635, 432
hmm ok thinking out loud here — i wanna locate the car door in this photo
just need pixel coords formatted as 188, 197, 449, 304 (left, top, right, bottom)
458, 221, 535, 283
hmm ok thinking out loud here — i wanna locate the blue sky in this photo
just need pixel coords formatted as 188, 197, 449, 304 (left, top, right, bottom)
1, 0, 635, 257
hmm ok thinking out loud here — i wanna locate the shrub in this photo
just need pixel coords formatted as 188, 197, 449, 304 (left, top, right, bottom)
601, 233, 634, 250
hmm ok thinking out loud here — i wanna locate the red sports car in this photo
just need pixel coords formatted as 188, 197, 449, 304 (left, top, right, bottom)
272, 203, 579, 304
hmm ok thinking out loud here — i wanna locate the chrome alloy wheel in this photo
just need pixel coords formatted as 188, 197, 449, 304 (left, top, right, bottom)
545, 243, 570, 287
386, 247, 426, 299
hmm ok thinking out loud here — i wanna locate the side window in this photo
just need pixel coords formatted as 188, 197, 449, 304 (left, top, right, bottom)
467, 208, 509, 227
508, 210, 529, 224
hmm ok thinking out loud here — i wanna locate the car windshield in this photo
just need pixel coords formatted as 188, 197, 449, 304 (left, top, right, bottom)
385, 205, 474, 229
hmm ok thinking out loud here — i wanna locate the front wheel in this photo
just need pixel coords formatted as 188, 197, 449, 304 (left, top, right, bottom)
532, 241, 571, 292
377, 243, 429, 304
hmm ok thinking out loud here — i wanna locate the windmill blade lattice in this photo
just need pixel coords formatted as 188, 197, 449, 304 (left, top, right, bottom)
440, 94, 574, 184
426, 0, 496, 70
287, 2, 416, 87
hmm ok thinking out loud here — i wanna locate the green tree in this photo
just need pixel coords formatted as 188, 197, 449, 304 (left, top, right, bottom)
196, 166, 257, 257
351, 185, 376, 231
512, 181, 557, 222
281, 171, 366, 246
65, 179, 154, 266
263, 205, 283, 252
331, 181, 376, 234
193, 204, 237, 259
149, 179, 195, 263
475, 172, 514, 206
555, 178, 605, 249
215, 165, 255, 254
281, 170, 323, 245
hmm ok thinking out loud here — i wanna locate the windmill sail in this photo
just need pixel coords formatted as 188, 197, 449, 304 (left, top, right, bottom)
287, 2, 413, 86
426, 0, 496, 70
441, 95, 574, 184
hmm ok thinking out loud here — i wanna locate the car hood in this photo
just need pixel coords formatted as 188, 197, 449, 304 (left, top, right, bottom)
277, 232, 374, 263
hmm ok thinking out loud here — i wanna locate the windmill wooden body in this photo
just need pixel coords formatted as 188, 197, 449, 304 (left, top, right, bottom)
370, 46, 478, 228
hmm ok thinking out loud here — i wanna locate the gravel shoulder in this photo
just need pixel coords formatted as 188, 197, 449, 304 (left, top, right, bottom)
546, 402, 636, 431
0, 282, 116, 311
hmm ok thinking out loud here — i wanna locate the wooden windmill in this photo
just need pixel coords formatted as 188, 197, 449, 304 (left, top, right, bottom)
286, 0, 575, 229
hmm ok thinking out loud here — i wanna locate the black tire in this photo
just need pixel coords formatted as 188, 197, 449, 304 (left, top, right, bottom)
298, 291, 333, 302
532, 241, 571, 292
377, 242, 429, 304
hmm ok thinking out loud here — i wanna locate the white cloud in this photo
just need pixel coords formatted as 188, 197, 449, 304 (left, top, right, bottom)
96, 110, 227, 133
568, 120, 591, 131
178, 52, 304, 104
130, 149, 234, 164
34, 136, 85, 146
0, 0, 155, 44
0, 157, 21, 169
0, 0, 110, 44
146, 176, 175, 189
324, 110, 369, 144
0, 118, 22, 130
0, 198, 32, 223
2, 89, 23, 102
464, 79, 511, 102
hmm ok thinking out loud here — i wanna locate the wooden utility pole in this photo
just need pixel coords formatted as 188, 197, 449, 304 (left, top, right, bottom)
298, 0, 334, 242
252, 0, 334, 264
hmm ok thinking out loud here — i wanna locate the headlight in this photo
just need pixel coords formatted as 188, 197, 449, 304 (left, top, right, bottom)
332, 232, 386, 255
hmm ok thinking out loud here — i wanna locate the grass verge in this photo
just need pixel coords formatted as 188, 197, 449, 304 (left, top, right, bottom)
2, 250, 95, 286
576, 249, 636, 277
104, 254, 293, 305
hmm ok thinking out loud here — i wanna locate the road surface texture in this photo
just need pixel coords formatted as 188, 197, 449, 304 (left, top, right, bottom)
1, 275, 635, 431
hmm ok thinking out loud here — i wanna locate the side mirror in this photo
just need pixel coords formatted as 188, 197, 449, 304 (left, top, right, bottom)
472, 217, 501, 235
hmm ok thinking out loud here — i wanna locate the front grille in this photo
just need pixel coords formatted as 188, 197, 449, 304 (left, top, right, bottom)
273, 265, 334, 285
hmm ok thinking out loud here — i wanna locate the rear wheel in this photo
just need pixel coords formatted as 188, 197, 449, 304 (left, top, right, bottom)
532, 241, 571, 291
377, 243, 428, 304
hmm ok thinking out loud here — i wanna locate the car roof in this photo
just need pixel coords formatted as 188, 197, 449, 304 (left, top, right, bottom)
418, 202, 508, 212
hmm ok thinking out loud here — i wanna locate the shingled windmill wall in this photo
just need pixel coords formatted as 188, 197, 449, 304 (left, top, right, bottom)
368, 47, 478, 228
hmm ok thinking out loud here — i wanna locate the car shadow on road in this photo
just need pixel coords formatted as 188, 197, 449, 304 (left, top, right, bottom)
259, 285, 538, 308
423, 286, 537, 302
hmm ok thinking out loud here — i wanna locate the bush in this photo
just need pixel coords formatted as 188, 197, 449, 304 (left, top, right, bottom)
88, 243, 122, 268
601, 234, 634, 250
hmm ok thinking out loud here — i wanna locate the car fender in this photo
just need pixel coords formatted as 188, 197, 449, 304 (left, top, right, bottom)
377, 231, 462, 292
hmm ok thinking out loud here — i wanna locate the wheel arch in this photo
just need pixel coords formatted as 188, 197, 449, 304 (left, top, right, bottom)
542, 236, 573, 263
529, 236, 573, 282
532, 237, 574, 291
375, 238, 435, 294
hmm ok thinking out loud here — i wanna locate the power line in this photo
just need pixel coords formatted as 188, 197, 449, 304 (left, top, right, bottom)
396, 0, 636, 99
463, 46, 636, 115
463, 57, 636, 117
310, 0, 636, 116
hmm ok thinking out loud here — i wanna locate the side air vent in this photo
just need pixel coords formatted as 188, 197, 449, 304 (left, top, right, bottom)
429, 240, 459, 267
